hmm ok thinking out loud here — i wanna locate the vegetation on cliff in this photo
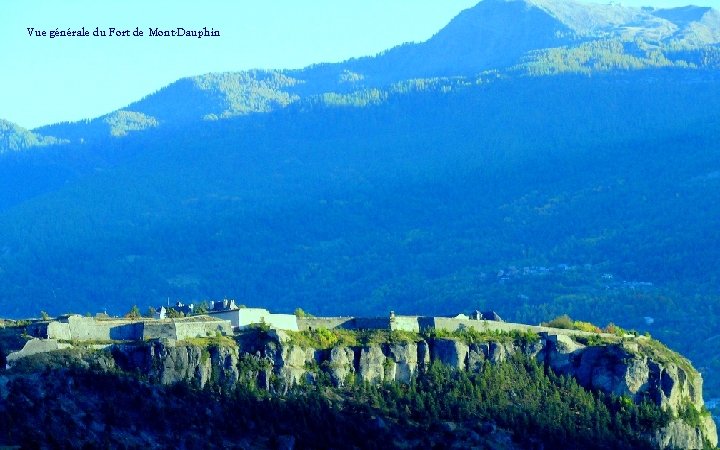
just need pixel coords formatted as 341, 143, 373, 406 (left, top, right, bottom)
2, 322, 715, 449
0, 348, 674, 449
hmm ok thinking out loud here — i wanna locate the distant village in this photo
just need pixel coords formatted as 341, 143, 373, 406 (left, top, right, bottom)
488, 263, 654, 291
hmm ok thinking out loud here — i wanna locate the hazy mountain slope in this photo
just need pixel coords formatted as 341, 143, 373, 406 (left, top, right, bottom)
337, 0, 572, 84
0, 120, 67, 153
1, 72, 719, 315
24, 0, 720, 149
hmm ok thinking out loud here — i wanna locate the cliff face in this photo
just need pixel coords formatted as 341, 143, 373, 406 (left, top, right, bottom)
98, 332, 717, 449
111, 340, 240, 389
3, 328, 715, 449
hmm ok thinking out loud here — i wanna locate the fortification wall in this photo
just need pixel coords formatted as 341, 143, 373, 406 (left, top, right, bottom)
431, 318, 615, 338
65, 316, 144, 341
391, 316, 421, 333
208, 310, 240, 327
47, 322, 71, 340
297, 317, 355, 331
175, 320, 232, 340
108, 322, 145, 340
236, 308, 271, 327
210, 308, 298, 331
143, 321, 176, 340
26, 322, 50, 339
354, 317, 391, 331
263, 314, 298, 331
28, 311, 616, 345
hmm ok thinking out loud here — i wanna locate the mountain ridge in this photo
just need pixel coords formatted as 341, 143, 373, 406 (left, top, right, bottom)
8, 0, 717, 146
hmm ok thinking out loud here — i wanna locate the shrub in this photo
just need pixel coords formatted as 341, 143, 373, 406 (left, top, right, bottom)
543, 315, 574, 330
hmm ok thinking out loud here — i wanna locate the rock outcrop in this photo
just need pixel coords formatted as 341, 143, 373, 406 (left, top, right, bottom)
112, 340, 239, 390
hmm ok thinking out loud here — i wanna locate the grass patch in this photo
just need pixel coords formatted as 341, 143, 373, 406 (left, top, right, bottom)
179, 334, 238, 349
633, 337, 697, 378
285, 328, 360, 349
282, 327, 542, 348
573, 334, 613, 346
58, 339, 120, 347
422, 327, 541, 345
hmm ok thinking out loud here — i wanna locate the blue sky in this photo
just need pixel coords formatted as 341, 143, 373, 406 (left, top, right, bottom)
0, 0, 712, 129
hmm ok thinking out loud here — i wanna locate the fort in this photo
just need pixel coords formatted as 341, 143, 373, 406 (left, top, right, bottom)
24, 305, 615, 342
4, 306, 716, 450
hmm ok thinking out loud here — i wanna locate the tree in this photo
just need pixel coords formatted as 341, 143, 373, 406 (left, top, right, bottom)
146, 306, 157, 318
194, 301, 209, 315
125, 305, 141, 319
166, 308, 184, 318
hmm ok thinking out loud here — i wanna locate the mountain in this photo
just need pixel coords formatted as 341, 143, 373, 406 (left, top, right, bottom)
27, 0, 720, 146
2, 0, 720, 410
0, 119, 66, 154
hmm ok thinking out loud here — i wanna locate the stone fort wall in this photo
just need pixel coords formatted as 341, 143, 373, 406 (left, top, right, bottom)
297, 317, 391, 331
30, 312, 611, 342
39, 315, 232, 341
174, 319, 232, 340
297, 317, 355, 331
298, 315, 613, 338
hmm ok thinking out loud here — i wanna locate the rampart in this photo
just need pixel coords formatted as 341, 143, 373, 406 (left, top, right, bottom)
391, 316, 422, 332
173, 317, 232, 340
298, 315, 616, 339
296, 316, 391, 331
296, 317, 355, 331
27, 310, 614, 343
36, 315, 232, 342
209, 308, 299, 331
431, 317, 616, 338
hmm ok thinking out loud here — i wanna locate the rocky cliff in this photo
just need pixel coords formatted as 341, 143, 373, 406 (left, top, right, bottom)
81, 330, 717, 449
2, 328, 716, 449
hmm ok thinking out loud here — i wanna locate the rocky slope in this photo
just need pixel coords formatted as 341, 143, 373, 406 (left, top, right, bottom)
4, 328, 711, 449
